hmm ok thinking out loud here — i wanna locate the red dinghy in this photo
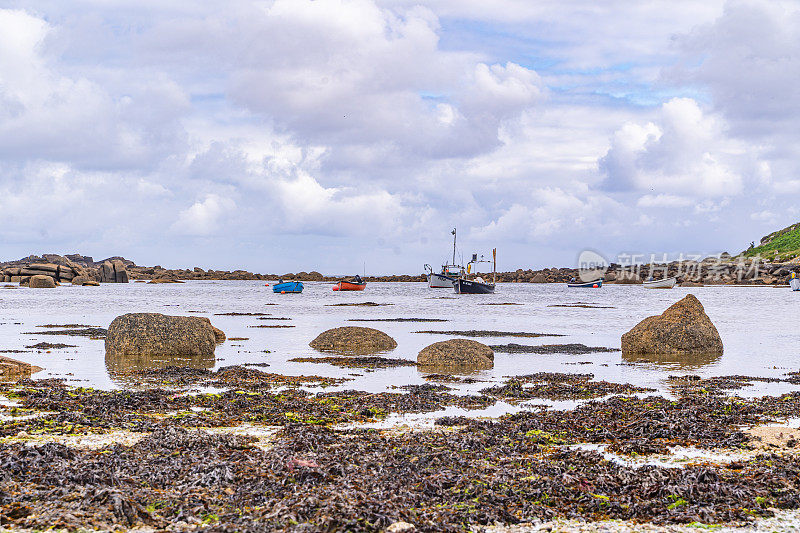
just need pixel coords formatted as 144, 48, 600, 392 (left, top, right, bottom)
333, 276, 367, 291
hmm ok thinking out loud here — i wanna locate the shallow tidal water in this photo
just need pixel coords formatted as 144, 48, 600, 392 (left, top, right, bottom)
1, 281, 799, 405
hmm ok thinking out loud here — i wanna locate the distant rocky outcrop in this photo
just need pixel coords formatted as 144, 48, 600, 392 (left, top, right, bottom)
1, 256, 86, 285
0, 254, 132, 284
98, 260, 129, 283
4, 250, 799, 287
621, 295, 723, 356
65, 254, 94, 264
105, 313, 225, 357
309, 326, 397, 355
417, 339, 494, 369
609, 271, 642, 284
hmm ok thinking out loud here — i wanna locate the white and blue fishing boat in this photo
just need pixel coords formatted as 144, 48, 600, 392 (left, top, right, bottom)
273, 280, 304, 293
425, 228, 465, 288
567, 278, 603, 288
791, 272, 800, 291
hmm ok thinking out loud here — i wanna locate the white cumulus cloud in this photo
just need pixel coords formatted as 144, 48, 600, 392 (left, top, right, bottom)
600, 98, 747, 197
172, 194, 237, 236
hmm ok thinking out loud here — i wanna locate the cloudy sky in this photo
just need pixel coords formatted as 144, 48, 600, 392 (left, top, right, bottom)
0, 0, 798, 273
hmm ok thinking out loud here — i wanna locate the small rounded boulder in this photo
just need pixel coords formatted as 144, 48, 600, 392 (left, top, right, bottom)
309, 326, 397, 355
417, 339, 494, 369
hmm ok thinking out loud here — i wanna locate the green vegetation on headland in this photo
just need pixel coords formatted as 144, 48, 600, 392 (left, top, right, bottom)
744, 222, 800, 261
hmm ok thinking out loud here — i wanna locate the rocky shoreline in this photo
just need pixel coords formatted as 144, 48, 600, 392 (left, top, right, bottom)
2, 368, 800, 531
1, 290, 799, 531
3, 252, 799, 286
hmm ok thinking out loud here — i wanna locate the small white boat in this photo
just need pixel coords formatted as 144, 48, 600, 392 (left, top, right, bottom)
643, 276, 677, 289
791, 278, 800, 291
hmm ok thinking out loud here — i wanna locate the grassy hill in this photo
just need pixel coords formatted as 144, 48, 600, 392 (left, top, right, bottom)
743, 222, 800, 261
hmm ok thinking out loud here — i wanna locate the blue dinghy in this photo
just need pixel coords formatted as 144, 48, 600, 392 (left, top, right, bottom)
567, 279, 603, 288
273, 280, 304, 293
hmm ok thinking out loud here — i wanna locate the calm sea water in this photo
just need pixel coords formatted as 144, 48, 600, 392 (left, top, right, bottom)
1, 281, 799, 404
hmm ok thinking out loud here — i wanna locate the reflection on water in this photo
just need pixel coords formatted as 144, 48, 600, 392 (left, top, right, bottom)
0, 357, 42, 383
105, 351, 215, 386
417, 365, 491, 377
621, 351, 722, 371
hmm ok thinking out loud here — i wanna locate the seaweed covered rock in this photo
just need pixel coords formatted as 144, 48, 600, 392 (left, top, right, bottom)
28, 275, 56, 288
417, 339, 494, 369
309, 326, 397, 355
105, 313, 225, 357
621, 294, 722, 355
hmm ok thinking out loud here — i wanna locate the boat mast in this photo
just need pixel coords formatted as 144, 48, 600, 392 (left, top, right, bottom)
493, 248, 496, 284
452, 228, 457, 265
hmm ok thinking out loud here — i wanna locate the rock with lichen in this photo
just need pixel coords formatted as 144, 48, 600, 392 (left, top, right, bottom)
621, 294, 723, 355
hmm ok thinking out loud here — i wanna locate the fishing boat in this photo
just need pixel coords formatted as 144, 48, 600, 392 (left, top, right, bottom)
791, 272, 800, 291
643, 276, 677, 289
425, 228, 465, 288
454, 249, 496, 294
333, 276, 366, 291
454, 277, 495, 294
567, 279, 603, 288
425, 264, 463, 288
272, 280, 303, 293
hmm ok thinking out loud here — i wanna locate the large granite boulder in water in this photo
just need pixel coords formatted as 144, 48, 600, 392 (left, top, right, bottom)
105, 313, 225, 357
417, 339, 494, 369
621, 294, 723, 355
309, 326, 397, 355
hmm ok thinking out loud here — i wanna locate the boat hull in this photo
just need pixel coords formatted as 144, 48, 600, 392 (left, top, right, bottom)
273, 281, 303, 293
454, 279, 495, 294
428, 273, 457, 288
643, 277, 677, 289
333, 281, 366, 291
791, 278, 800, 291
567, 279, 603, 288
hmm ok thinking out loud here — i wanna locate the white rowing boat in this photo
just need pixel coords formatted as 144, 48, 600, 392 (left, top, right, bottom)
643, 276, 677, 289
